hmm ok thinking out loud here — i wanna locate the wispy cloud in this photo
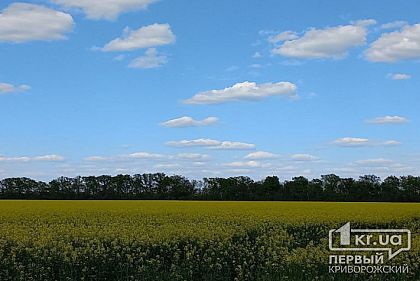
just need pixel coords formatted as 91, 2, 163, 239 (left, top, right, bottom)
51, 0, 158, 20
0, 154, 64, 162
333, 137, 401, 147
290, 154, 319, 161
166, 138, 256, 150
367, 115, 408, 124
387, 73, 411, 80
129, 48, 167, 68
244, 151, 278, 160
0, 83, 30, 94
161, 116, 218, 128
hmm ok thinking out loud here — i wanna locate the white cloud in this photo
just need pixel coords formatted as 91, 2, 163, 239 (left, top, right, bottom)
51, 0, 158, 20
166, 139, 255, 150
244, 151, 277, 160
223, 161, 262, 168
253, 52, 262, 58
175, 153, 210, 161
0, 83, 30, 94
0, 3, 73, 43
382, 140, 401, 146
33, 155, 64, 161
380, 21, 408, 30
184, 81, 297, 105
161, 116, 218, 128
84, 156, 108, 161
127, 152, 165, 159
129, 48, 167, 68
333, 137, 370, 147
249, 63, 262, 69
102, 23, 175, 52
166, 138, 221, 147
355, 158, 393, 166
290, 154, 319, 161
272, 21, 372, 59
225, 65, 239, 72
268, 31, 298, 43
367, 115, 408, 124
365, 24, 420, 62
333, 137, 401, 147
211, 141, 255, 150
0, 154, 64, 162
388, 73, 411, 80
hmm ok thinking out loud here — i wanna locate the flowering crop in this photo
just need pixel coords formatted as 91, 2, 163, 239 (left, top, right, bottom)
0, 201, 418, 280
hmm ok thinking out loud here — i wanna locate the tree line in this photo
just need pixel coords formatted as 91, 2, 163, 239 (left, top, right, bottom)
0, 173, 419, 202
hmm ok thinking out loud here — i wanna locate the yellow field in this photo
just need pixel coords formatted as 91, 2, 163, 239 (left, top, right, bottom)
0, 201, 418, 280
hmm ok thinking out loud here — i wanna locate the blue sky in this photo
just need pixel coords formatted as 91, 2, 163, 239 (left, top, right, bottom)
1, 0, 420, 180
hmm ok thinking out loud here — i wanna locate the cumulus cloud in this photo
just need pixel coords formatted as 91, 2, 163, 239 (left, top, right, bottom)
333, 137, 401, 147
51, 0, 158, 20
166, 139, 255, 150
367, 115, 408, 124
0, 83, 30, 94
244, 151, 277, 160
387, 73, 411, 80
271, 21, 373, 59
0, 3, 73, 43
129, 48, 167, 68
184, 81, 297, 105
365, 24, 420, 62
161, 116, 218, 128
102, 23, 175, 52
290, 154, 319, 161
0, 154, 64, 162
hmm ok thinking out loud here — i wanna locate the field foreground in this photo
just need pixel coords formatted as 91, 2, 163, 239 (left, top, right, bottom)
0, 201, 419, 280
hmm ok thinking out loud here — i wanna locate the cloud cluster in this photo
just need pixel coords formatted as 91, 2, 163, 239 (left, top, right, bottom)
184, 81, 297, 105
0, 3, 74, 43
51, 0, 158, 20
161, 116, 218, 128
